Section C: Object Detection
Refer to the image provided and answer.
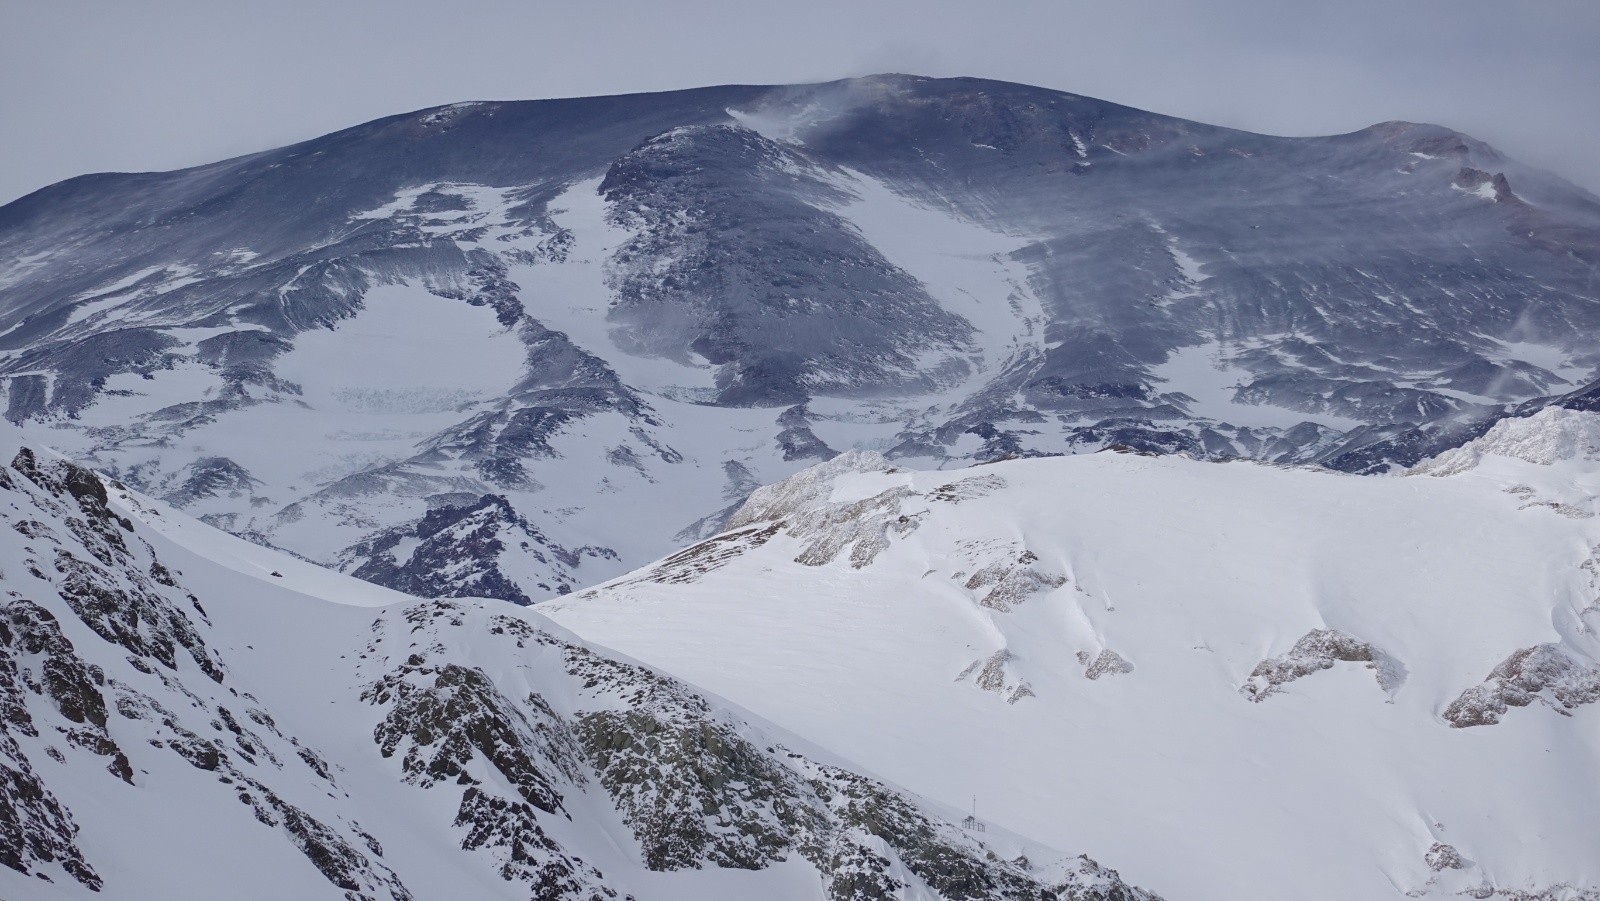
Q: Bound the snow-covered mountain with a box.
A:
[8,380,1600,898]
[0,439,1158,900]
[544,406,1600,901]
[3,75,1600,602]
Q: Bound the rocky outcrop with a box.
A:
[957,649,1035,704]
[454,788,621,901]
[1426,842,1468,872]
[723,451,924,569]
[9,449,224,682]
[776,405,840,462]
[927,474,1007,504]
[2,599,131,782]
[367,664,575,815]
[1442,645,1600,727]
[364,601,1154,900]
[0,447,413,899]
[345,494,618,602]
[0,603,102,890]
[1081,650,1135,681]
[962,549,1068,612]
[1241,629,1402,701]
[161,456,262,509]
[1411,407,1600,477]
[624,521,782,586]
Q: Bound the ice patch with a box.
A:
[273,284,526,413]
[1453,180,1498,201]
[1152,342,1345,429]
[1149,223,1208,306]
[1170,244,1205,285]
[1486,338,1589,386]
[0,249,56,291]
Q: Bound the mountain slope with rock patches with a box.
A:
[0,439,1157,901]
[3,75,1599,603]
[545,407,1600,901]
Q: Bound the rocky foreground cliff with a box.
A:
[0,442,1155,900]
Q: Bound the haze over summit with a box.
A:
[3,0,1599,204]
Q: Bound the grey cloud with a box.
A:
[2,0,1597,203]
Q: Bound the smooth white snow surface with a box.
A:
[547,422,1600,901]
[274,284,527,413]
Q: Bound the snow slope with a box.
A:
[545,409,1600,901]
[0,432,1154,901]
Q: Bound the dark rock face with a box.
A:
[600,123,974,405]
[963,548,1067,612]
[162,456,261,508]
[2,600,132,783]
[5,74,1600,603]
[453,788,620,901]
[344,494,618,602]
[9,450,224,682]
[0,602,105,890]
[1427,842,1468,872]
[367,662,573,815]
[0,448,412,899]
[776,405,840,462]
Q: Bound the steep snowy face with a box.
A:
[3,74,1600,604]
[0,443,1159,900]
[546,412,1600,901]
[1412,405,1600,475]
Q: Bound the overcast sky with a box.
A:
[3,0,1598,205]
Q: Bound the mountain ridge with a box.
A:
[4,73,1599,604]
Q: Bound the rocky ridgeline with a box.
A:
[0,445,1157,900]
[342,493,619,602]
[0,448,409,898]
[364,598,1159,900]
